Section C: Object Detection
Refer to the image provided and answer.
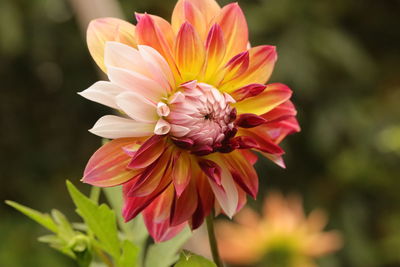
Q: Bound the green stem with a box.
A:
[206,215,223,267]
[90,186,101,204]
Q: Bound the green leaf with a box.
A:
[145,227,192,267]
[174,251,217,267]
[66,180,120,259]
[118,240,139,267]
[5,200,58,233]
[103,186,148,245]
[51,209,75,240]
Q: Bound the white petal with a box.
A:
[108,66,166,102]
[154,118,171,135]
[138,45,175,91]
[116,92,157,123]
[78,81,123,109]
[89,115,154,139]
[105,41,150,77]
[208,161,238,218]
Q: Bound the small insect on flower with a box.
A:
[79,0,300,242]
[216,192,343,266]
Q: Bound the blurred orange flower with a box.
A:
[216,192,342,266]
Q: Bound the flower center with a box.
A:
[157,81,237,156]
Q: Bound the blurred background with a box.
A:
[1,0,399,266]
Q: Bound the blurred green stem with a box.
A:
[89,186,101,204]
[206,214,223,267]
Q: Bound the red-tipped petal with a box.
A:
[174,22,205,82]
[221,45,277,92]
[136,14,178,78]
[170,178,198,226]
[239,128,285,155]
[122,163,173,221]
[234,83,293,116]
[221,51,250,83]
[214,3,248,62]
[221,151,258,199]
[128,135,167,169]
[204,24,226,83]
[82,138,141,187]
[236,113,267,128]
[125,147,173,197]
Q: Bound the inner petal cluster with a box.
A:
[156,81,237,155]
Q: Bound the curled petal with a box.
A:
[87,18,136,72]
[174,22,205,82]
[116,92,157,123]
[236,113,267,128]
[234,83,292,116]
[82,138,141,187]
[198,159,222,185]
[128,135,167,169]
[89,115,154,139]
[78,81,123,109]
[261,100,298,122]
[154,118,171,135]
[214,3,248,62]
[191,169,214,229]
[238,128,285,155]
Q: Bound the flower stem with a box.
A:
[206,214,223,267]
[90,186,101,204]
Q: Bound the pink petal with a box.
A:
[108,66,166,103]
[78,81,123,109]
[116,92,157,123]
[82,138,141,187]
[89,115,154,139]
[172,151,192,196]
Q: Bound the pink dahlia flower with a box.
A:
[80,0,300,242]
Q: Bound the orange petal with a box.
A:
[170,177,198,226]
[125,147,173,197]
[172,0,221,35]
[220,51,249,84]
[136,14,179,80]
[172,151,192,196]
[174,22,205,82]
[221,151,258,199]
[128,135,167,169]
[204,24,226,83]
[87,18,136,72]
[234,83,292,115]
[214,3,248,62]
[82,138,141,187]
[135,13,175,50]
[221,45,277,92]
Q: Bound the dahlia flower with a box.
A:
[79,0,299,242]
[216,192,342,266]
